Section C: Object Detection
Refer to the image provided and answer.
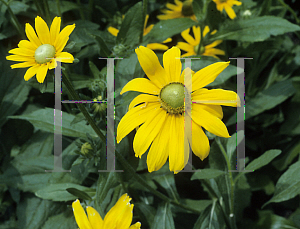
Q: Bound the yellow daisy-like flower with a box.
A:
[108,15,171,51]
[177,25,225,58]
[157,0,196,21]
[72,194,141,229]
[212,0,242,19]
[117,46,240,173]
[6,16,75,83]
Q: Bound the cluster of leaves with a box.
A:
[0,0,300,228]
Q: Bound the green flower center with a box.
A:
[182,1,194,17]
[34,44,56,64]
[219,0,227,2]
[159,83,185,114]
[194,44,206,55]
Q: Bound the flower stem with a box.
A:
[215,137,237,229]
[0,0,25,39]
[61,68,201,215]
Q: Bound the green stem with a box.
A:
[42,0,51,25]
[62,68,201,215]
[140,0,148,43]
[215,137,237,229]
[56,0,61,17]
[1,0,25,39]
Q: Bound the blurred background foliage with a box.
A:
[0,0,300,228]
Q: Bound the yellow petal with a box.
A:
[180,67,194,85]
[48,59,57,69]
[192,62,229,91]
[146,43,169,51]
[120,78,160,95]
[147,114,172,172]
[86,206,103,229]
[128,94,159,110]
[35,16,50,44]
[56,52,74,63]
[191,121,210,160]
[103,194,133,229]
[107,26,119,37]
[133,107,167,158]
[176,42,194,53]
[166,2,178,10]
[162,38,172,43]
[169,115,186,173]
[163,46,181,82]
[117,102,159,143]
[203,26,210,37]
[224,5,236,19]
[144,24,154,36]
[204,48,225,57]
[192,26,201,43]
[129,222,142,229]
[50,17,61,45]
[72,199,93,229]
[193,88,240,107]
[18,40,36,50]
[181,28,198,46]
[193,103,223,119]
[24,65,40,81]
[135,46,167,88]
[233,0,242,6]
[55,24,75,48]
[8,47,34,56]
[36,63,49,83]
[56,36,69,53]
[11,61,35,69]
[25,23,42,48]
[6,55,35,62]
[192,104,230,138]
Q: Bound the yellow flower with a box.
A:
[117,46,240,173]
[212,0,242,19]
[72,194,141,229]
[108,15,171,51]
[6,16,75,83]
[177,25,225,58]
[157,0,196,21]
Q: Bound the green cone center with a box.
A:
[182,1,194,17]
[160,83,185,113]
[34,44,56,64]
[194,44,206,55]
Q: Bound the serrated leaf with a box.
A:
[213,16,300,42]
[8,107,98,139]
[263,161,300,207]
[245,149,281,171]
[191,169,225,180]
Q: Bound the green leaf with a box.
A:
[256,210,298,229]
[135,203,156,228]
[152,171,179,200]
[48,1,79,15]
[179,199,212,213]
[66,188,92,201]
[117,2,143,46]
[41,211,77,229]
[213,16,300,42]
[191,169,225,180]
[8,108,98,139]
[234,174,251,220]
[35,183,95,202]
[226,130,244,162]
[245,149,281,171]
[144,18,196,43]
[93,33,111,57]
[263,161,300,207]
[151,203,175,229]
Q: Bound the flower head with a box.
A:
[177,25,225,58]
[157,0,196,21]
[72,194,141,229]
[108,15,171,51]
[117,46,240,173]
[212,0,242,19]
[6,16,75,83]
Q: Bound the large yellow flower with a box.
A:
[108,15,171,51]
[177,25,225,58]
[157,0,196,21]
[72,194,141,229]
[117,46,240,173]
[212,0,242,19]
[6,16,75,83]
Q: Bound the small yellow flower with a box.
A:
[212,0,242,19]
[72,194,141,229]
[117,46,240,173]
[108,15,171,51]
[6,16,75,83]
[177,25,225,58]
[157,0,196,21]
